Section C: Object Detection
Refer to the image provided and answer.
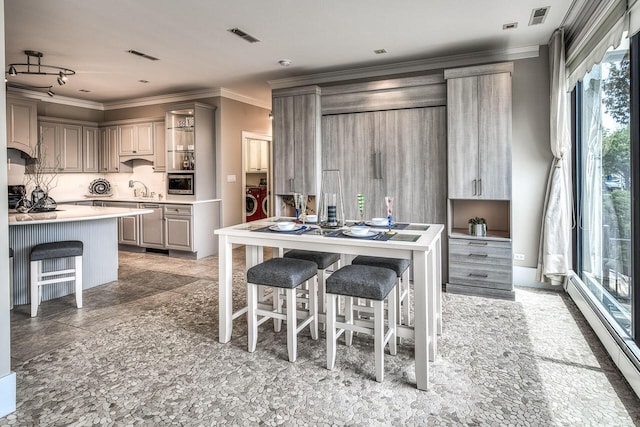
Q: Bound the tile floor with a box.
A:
[2,249,640,426]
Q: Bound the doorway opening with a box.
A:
[242,132,272,222]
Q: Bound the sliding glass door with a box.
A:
[577,35,634,339]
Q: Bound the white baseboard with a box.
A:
[0,372,16,418]
[566,273,640,398]
[513,266,560,291]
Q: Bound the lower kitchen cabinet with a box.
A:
[164,204,193,251]
[96,201,140,245]
[139,203,164,248]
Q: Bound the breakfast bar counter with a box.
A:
[9,204,152,306]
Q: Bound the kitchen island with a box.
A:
[8,204,152,306]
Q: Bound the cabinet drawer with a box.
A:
[449,262,513,290]
[163,204,192,216]
[449,238,512,260]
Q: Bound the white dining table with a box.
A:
[214,218,443,390]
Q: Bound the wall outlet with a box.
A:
[514,253,525,261]
[227,174,237,183]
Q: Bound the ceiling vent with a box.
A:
[529,6,550,26]
[127,50,159,61]
[228,28,261,43]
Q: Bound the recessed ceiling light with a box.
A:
[503,22,518,30]
[79,89,91,93]
[374,49,387,55]
[278,59,292,67]
[138,79,149,84]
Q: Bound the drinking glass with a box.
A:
[299,194,308,225]
[318,169,345,227]
[385,196,393,232]
[357,193,365,225]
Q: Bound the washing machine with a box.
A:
[246,187,268,221]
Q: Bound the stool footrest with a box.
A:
[296,316,314,334]
[41,268,77,277]
[335,321,372,335]
[37,276,77,286]
[232,307,248,320]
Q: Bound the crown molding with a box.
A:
[7,87,269,111]
[7,87,105,110]
[268,45,540,89]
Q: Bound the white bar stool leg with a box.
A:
[286,288,297,362]
[247,282,258,353]
[74,255,83,308]
[326,293,337,370]
[374,300,384,382]
[309,278,318,340]
[388,287,397,356]
[345,296,354,346]
[402,269,410,326]
[30,260,39,317]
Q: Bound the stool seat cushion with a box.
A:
[284,250,340,270]
[247,258,317,289]
[31,240,83,261]
[327,265,397,301]
[352,255,410,277]
[9,247,14,258]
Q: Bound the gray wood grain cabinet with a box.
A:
[272,86,321,195]
[322,107,446,224]
[164,204,193,251]
[446,65,512,200]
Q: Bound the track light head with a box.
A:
[57,71,68,86]
[47,89,54,97]
[8,65,17,76]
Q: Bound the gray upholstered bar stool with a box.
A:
[352,255,411,325]
[326,264,397,382]
[246,257,319,362]
[284,250,340,313]
[9,248,14,310]
[30,241,83,317]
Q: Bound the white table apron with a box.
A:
[215,221,443,391]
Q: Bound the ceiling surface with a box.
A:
[4,0,573,106]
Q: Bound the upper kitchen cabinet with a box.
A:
[166,102,216,200]
[445,62,512,200]
[246,138,269,172]
[7,96,38,156]
[272,85,321,195]
[83,126,100,173]
[38,119,84,173]
[99,126,131,173]
[153,120,166,172]
[119,122,154,156]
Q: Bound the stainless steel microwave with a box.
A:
[167,173,195,195]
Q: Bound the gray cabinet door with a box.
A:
[140,205,164,248]
[39,122,59,172]
[273,96,295,194]
[273,89,320,195]
[322,107,446,224]
[83,127,99,173]
[447,76,478,199]
[60,124,83,172]
[478,73,512,200]
[165,216,192,250]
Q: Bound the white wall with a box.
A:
[512,46,554,270]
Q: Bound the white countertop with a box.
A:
[9,204,153,226]
[58,196,222,205]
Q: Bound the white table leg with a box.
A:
[428,247,437,362]
[435,235,442,335]
[413,249,429,391]
[218,235,233,343]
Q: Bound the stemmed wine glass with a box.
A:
[385,196,393,232]
[293,193,301,222]
[299,194,308,226]
[357,193,365,225]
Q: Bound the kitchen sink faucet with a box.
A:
[128,180,149,198]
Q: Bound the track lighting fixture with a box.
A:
[6,50,75,96]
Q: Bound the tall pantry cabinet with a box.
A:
[445,62,514,300]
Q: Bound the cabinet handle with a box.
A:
[468,253,488,258]
[289,178,294,192]
[472,179,477,196]
[478,179,482,196]
[468,241,488,246]
[468,273,488,278]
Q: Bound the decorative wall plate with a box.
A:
[89,178,112,195]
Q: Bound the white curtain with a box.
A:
[536,29,572,286]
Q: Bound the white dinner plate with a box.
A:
[269,224,304,232]
[342,229,378,238]
[365,221,391,227]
